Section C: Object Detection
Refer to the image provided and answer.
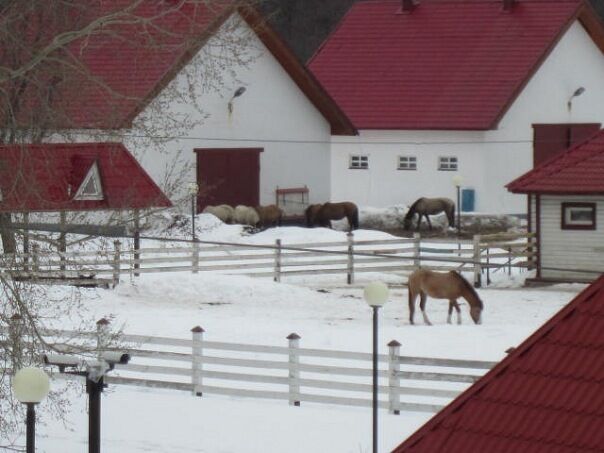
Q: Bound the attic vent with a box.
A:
[74,162,103,201]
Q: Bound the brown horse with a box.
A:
[255,204,283,228]
[407,269,483,325]
[403,197,455,231]
[306,202,359,231]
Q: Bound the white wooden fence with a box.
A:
[4,321,499,414]
[1,233,535,288]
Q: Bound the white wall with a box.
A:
[127,14,333,209]
[331,21,604,214]
[539,195,604,282]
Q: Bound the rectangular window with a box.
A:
[438,156,458,171]
[561,202,596,230]
[398,156,417,170]
[349,155,368,169]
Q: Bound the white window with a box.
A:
[561,202,596,230]
[74,162,104,201]
[438,156,458,171]
[398,156,417,170]
[349,155,368,169]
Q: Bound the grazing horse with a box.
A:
[202,204,235,223]
[407,269,483,325]
[306,202,359,231]
[255,204,283,228]
[403,197,455,231]
[233,205,260,226]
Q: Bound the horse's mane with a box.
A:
[404,198,424,220]
[452,271,483,308]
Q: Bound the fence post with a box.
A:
[32,244,39,276]
[486,247,491,286]
[347,232,354,285]
[9,313,23,371]
[274,239,282,283]
[133,230,140,277]
[287,333,301,406]
[96,318,110,360]
[508,246,512,276]
[191,326,205,396]
[473,235,482,288]
[192,240,199,274]
[388,340,401,415]
[413,233,421,270]
[112,240,121,287]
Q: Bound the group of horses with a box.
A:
[202,204,283,229]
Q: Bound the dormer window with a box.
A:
[74,162,103,200]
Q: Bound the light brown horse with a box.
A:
[407,269,483,325]
[306,202,359,231]
[255,204,283,228]
[403,197,455,231]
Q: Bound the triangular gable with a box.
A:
[74,161,103,201]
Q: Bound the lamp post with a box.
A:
[12,367,51,453]
[452,175,463,235]
[188,182,199,241]
[363,281,389,453]
[567,86,585,112]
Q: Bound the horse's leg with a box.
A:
[408,288,417,325]
[419,293,432,326]
[426,215,432,231]
[447,301,453,324]
[453,300,462,324]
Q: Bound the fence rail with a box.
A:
[2,321,499,414]
[1,232,536,287]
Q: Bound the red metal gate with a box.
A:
[195,148,261,211]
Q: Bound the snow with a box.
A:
[17,217,586,452]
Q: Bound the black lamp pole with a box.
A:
[25,403,35,453]
[372,305,379,453]
[87,377,105,453]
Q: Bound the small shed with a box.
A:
[393,276,604,452]
[507,129,604,282]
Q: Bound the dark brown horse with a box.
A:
[407,269,483,325]
[306,202,359,231]
[255,204,283,228]
[403,197,455,231]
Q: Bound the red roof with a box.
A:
[0,143,171,212]
[507,128,604,193]
[393,275,604,452]
[308,0,604,130]
[5,2,355,135]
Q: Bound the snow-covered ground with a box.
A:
[15,216,586,452]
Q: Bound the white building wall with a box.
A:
[540,195,604,282]
[331,21,604,214]
[127,14,333,208]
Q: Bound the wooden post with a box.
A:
[9,313,23,371]
[388,340,401,415]
[413,233,421,270]
[473,234,482,288]
[274,239,282,282]
[486,247,491,286]
[96,318,110,360]
[347,232,354,285]
[508,246,512,276]
[31,244,39,277]
[287,333,301,406]
[191,326,205,396]
[192,240,200,274]
[112,240,121,287]
[133,209,140,277]
[59,211,67,275]
[23,212,30,269]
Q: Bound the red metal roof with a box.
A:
[308,0,604,130]
[393,275,604,452]
[507,128,604,193]
[0,143,171,212]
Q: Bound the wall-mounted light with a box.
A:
[567,87,585,112]
[227,87,247,115]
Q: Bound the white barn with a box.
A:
[309,0,604,215]
[508,129,604,283]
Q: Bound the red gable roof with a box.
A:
[308,0,604,130]
[0,143,171,212]
[393,275,604,452]
[6,2,355,135]
[507,128,604,193]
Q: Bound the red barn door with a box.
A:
[195,148,261,211]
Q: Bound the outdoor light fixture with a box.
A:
[567,86,585,111]
[12,367,51,453]
[227,86,247,114]
[188,182,199,241]
[452,175,464,234]
[363,281,389,453]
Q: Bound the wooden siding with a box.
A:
[540,195,604,281]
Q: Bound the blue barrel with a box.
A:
[461,189,475,212]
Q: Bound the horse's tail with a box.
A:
[447,202,456,227]
[351,205,359,230]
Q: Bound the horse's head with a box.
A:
[470,305,482,324]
